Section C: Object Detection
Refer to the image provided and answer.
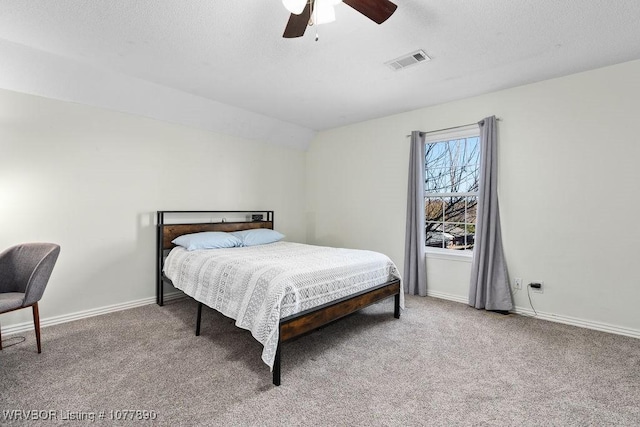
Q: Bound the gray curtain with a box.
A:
[469,116,513,310]
[404,131,427,296]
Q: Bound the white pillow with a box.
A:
[231,229,285,247]
[172,232,242,251]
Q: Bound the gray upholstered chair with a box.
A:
[0,243,60,353]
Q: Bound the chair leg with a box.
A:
[32,303,41,353]
[0,321,3,351]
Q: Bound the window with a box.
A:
[424,126,480,252]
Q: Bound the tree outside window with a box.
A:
[424,131,480,251]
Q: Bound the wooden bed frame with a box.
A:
[156,210,401,385]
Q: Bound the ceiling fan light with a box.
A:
[282,0,307,15]
[313,2,336,25]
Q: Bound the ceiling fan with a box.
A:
[282,0,398,39]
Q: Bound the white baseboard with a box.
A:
[426,290,640,340]
[510,306,640,339]
[5,290,639,341]
[2,292,185,336]
[426,290,469,305]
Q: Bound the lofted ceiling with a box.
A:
[1,0,640,149]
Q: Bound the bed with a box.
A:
[156,210,402,385]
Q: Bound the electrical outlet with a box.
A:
[529,281,544,294]
[514,278,522,290]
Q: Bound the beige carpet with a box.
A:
[1,295,639,426]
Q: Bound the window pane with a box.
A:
[425,137,480,194]
[425,197,444,248]
[425,197,443,222]
[466,196,478,229]
[443,196,466,224]
[443,223,462,249]
[443,223,474,250]
[426,228,447,248]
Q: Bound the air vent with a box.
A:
[385,49,431,71]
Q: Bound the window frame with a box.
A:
[423,124,480,260]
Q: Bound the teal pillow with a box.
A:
[172,232,242,251]
[231,229,285,247]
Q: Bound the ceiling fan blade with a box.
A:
[343,0,397,24]
[283,2,311,38]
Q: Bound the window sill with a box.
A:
[425,248,473,263]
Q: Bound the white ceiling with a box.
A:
[1,0,640,149]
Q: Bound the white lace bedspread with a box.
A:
[163,241,403,369]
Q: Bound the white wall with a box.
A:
[0,89,307,328]
[4,59,640,337]
[306,59,640,335]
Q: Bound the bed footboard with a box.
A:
[272,279,401,386]
[192,279,401,386]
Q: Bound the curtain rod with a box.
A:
[406,118,501,137]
